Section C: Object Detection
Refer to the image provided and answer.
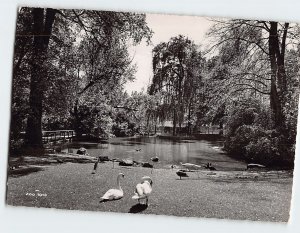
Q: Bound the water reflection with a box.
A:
[63,136,246,171]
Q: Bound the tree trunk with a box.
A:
[73,98,82,139]
[268,21,287,130]
[187,99,192,135]
[173,108,177,136]
[25,8,56,148]
[146,114,150,134]
[154,113,158,135]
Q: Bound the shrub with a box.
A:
[223,99,295,168]
[245,136,279,165]
[224,124,265,159]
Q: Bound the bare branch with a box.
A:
[231,83,270,95]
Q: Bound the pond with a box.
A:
[62,136,247,171]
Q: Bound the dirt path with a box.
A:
[6,161,293,222]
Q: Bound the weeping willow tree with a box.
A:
[149,35,205,135]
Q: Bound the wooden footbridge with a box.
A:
[42,130,75,144]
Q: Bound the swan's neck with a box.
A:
[117,175,122,191]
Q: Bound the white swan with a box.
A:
[100,173,125,202]
[132,176,153,205]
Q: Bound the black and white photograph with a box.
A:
[5,4,300,224]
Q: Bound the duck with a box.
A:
[170,164,177,170]
[132,176,153,205]
[100,173,125,202]
[176,170,189,180]
[56,158,64,163]
[142,162,153,168]
[9,165,18,170]
[151,156,159,162]
[205,163,216,171]
[180,162,201,171]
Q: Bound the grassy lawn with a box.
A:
[6,157,293,222]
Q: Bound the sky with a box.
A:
[124,13,214,94]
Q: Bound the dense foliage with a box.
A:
[10,9,300,168]
[147,21,299,168]
[223,99,294,167]
[10,7,153,150]
[205,20,300,168]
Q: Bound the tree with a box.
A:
[13,7,152,147]
[10,8,33,144]
[149,35,204,135]
[207,19,300,133]
[25,8,57,147]
[205,19,300,167]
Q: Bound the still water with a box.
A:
[63,136,247,171]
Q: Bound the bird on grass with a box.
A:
[142,162,153,168]
[176,170,189,180]
[205,163,216,171]
[92,158,100,174]
[56,158,64,163]
[9,165,18,170]
[151,156,159,162]
[100,173,125,202]
[111,158,121,169]
[132,176,153,205]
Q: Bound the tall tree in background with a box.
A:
[207,19,300,134]
[149,35,204,135]
[206,19,300,166]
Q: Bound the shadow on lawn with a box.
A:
[128,203,148,213]
[8,166,44,178]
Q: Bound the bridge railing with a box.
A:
[42,130,76,143]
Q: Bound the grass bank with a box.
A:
[6,155,293,222]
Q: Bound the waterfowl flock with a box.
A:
[95,158,202,206]
[94,157,267,209]
[88,147,225,207]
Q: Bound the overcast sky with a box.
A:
[124,13,214,94]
